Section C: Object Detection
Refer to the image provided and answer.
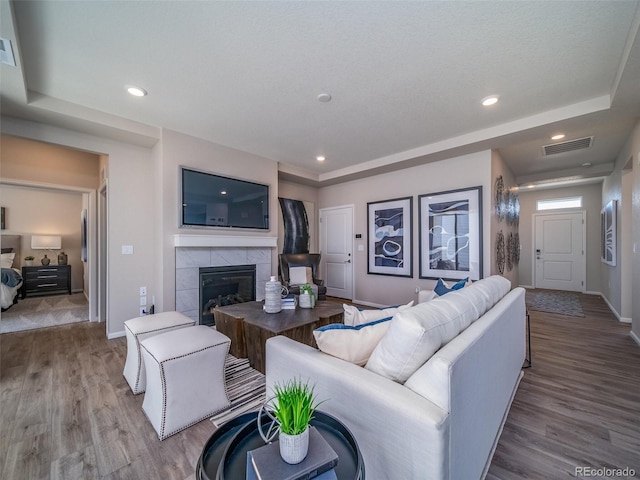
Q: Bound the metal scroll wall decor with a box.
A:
[506,232,515,271]
[494,175,506,222]
[496,230,506,274]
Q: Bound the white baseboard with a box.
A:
[600,294,630,323]
[518,285,535,289]
[351,298,387,309]
[584,290,601,295]
[630,330,640,347]
[107,330,125,340]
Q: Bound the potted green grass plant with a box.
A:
[299,283,315,308]
[271,378,322,464]
[24,255,34,267]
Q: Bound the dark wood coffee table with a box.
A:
[214,300,344,373]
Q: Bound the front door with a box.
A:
[319,206,353,299]
[534,211,585,291]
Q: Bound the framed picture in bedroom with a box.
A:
[1,207,5,230]
[601,200,616,266]
[367,197,412,277]
[419,186,483,281]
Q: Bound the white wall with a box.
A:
[157,129,280,311]
[491,150,519,286]
[517,183,602,292]
[0,184,84,292]
[318,151,493,306]
[1,117,157,338]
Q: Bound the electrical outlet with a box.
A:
[139,307,146,316]
[140,286,147,296]
[140,296,147,306]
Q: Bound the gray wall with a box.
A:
[517,183,602,293]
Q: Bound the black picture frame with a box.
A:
[418,186,483,281]
[367,197,413,277]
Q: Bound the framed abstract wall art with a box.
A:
[601,200,616,266]
[419,186,483,281]
[367,197,412,277]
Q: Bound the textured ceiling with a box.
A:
[1,1,639,186]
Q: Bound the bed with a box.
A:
[1,234,23,310]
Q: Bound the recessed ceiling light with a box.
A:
[551,134,565,140]
[126,86,147,97]
[316,156,325,162]
[481,95,499,106]
[527,185,535,189]
[317,93,332,103]
[220,190,227,195]
[581,162,592,168]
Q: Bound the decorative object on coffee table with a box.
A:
[265,276,282,313]
[299,284,314,309]
[196,411,364,480]
[265,378,322,464]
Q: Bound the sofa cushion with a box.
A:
[313,317,393,366]
[365,276,511,383]
[343,301,414,327]
[434,277,468,296]
[289,266,313,285]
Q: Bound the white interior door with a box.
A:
[319,206,353,299]
[534,211,585,291]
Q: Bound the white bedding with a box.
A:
[1,268,22,309]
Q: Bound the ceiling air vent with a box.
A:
[542,136,593,156]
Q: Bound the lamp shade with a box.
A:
[31,235,62,250]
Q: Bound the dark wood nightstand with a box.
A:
[21,265,72,298]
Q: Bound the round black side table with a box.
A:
[197,410,365,480]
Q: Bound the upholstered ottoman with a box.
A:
[123,311,195,394]
[140,325,231,440]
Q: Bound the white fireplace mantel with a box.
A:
[173,234,277,248]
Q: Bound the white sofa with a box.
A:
[266,276,526,480]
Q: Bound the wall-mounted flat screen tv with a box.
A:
[180,167,269,230]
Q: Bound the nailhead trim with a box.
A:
[141,337,231,440]
[124,319,194,394]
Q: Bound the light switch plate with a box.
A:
[140,286,147,296]
[140,296,147,306]
[122,245,134,255]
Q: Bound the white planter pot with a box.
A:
[25,260,33,267]
[299,293,312,309]
[279,427,309,464]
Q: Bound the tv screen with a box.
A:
[181,167,269,230]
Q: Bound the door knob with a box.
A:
[345,259,351,263]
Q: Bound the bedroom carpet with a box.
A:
[210,354,266,428]
[529,290,585,317]
[0,293,89,334]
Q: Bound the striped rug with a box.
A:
[211,354,266,427]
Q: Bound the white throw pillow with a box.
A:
[314,317,393,366]
[343,301,414,327]
[365,294,481,383]
[1,253,15,268]
[289,266,313,285]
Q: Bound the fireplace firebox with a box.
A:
[199,264,256,326]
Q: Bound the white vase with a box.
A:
[299,293,312,309]
[279,427,310,464]
[264,276,282,313]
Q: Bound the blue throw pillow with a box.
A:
[434,277,468,296]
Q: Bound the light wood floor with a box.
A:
[1,292,639,479]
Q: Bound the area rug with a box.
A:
[211,354,266,427]
[529,291,584,317]
[0,293,89,334]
